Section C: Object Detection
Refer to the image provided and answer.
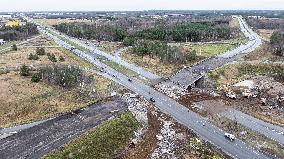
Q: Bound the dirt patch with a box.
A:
[179,89,225,116]
[115,106,160,159]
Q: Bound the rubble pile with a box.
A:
[122,93,149,144]
[228,76,284,108]
[150,116,177,159]
[155,83,187,99]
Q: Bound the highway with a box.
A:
[33,18,271,159]
[221,109,284,145]
[47,28,161,80]
[164,15,263,89]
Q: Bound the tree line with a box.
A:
[55,21,234,64]
[55,21,234,43]
[0,23,38,41]
[132,39,197,64]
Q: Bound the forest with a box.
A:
[0,23,38,41]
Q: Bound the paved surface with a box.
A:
[49,29,161,80]
[0,99,127,159]
[163,16,263,89]
[0,120,49,140]
[34,20,271,159]
[221,109,284,145]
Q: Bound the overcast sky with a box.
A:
[1,0,283,12]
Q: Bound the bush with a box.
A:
[40,65,92,88]
[36,48,45,55]
[20,65,30,76]
[31,73,42,83]
[270,30,284,56]
[59,56,65,62]
[12,44,17,51]
[28,53,39,60]
[48,53,57,62]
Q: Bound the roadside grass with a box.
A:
[103,60,138,77]
[43,31,97,70]
[121,49,204,76]
[0,41,19,50]
[0,69,116,128]
[229,17,240,28]
[208,63,284,88]
[98,41,123,54]
[34,18,93,26]
[184,130,225,159]
[212,116,284,158]
[43,112,139,159]
[172,43,236,57]
[241,43,284,62]
[58,47,98,70]
[257,29,274,40]
[47,30,89,52]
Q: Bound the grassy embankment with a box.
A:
[44,112,139,159]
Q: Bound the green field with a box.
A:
[190,43,235,57]
[44,112,139,159]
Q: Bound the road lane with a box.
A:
[221,109,284,145]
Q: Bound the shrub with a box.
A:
[59,56,65,62]
[20,65,30,76]
[270,30,284,56]
[31,73,42,83]
[12,44,17,51]
[48,53,57,62]
[28,53,39,60]
[36,48,45,55]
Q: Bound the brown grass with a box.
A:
[0,48,79,69]
[0,72,92,128]
[34,18,93,26]
[257,29,275,40]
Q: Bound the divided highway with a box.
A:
[222,109,284,145]
[164,15,263,89]
[32,17,271,159]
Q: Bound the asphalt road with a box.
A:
[221,108,284,145]
[0,99,127,159]
[34,21,271,159]
[165,16,263,89]
[50,28,161,80]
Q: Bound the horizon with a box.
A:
[1,0,283,12]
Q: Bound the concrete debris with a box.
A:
[122,93,148,144]
[155,83,187,99]
[150,117,177,159]
[226,91,237,99]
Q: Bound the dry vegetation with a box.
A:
[98,41,124,54]
[257,29,275,40]
[34,18,93,26]
[122,49,203,76]
[0,35,117,128]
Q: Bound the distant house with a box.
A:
[0,39,6,45]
